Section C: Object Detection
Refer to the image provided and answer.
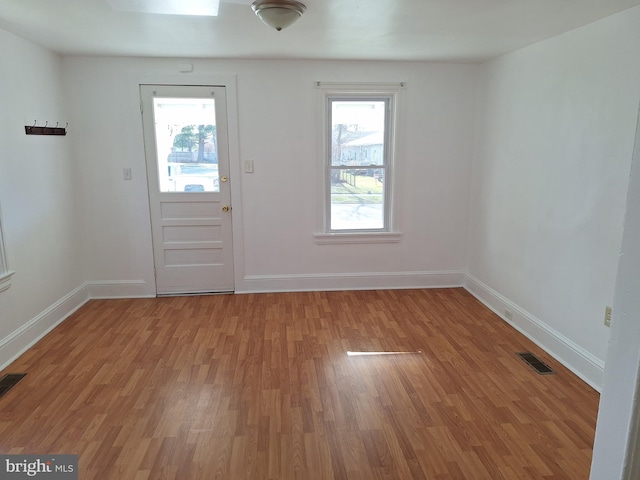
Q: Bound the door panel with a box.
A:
[141,85,234,294]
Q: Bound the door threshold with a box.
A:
[157,291,234,297]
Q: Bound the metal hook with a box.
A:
[44,121,48,127]
[55,122,59,128]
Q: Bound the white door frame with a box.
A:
[131,74,245,296]
[141,84,234,294]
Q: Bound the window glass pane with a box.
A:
[331,101,386,167]
[330,168,384,230]
[153,97,219,193]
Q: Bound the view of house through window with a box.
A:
[152,97,219,193]
[328,97,391,231]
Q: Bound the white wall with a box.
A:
[61,57,477,294]
[591,98,640,480]
[466,7,640,389]
[1,9,640,477]
[0,29,84,368]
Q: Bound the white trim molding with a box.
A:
[1,272,604,393]
[0,270,15,293]
[1,273,462,371]
[238,270,465,293]
[0,202,13,293]
[464,272,605,392]
[316,81,404,237]
[0,280,155,372]
[0,284,90,371]
[313,232,402,244]
[315,81,406,92]
[85,280,156,299]
[129,72,245,302]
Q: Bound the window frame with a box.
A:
[0,204,14,293]
[315,82,403,243]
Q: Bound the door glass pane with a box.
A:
[330,168,384,230]
[152,97,219,193]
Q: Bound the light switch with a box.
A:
[123,168,132,180]
[244,161,254,174]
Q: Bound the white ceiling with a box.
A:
[0,0,639,62]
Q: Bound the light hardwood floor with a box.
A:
[0,289,599,479]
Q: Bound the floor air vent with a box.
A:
[516,352,556,375]
[0,373,27,398]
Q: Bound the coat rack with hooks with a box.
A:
[25,121,68,136]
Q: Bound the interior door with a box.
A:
[141,85,234,294]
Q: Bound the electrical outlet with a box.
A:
[604,306,612,328]
[504,310,513,321]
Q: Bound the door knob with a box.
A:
[220,175,228,182]
[222,205,230,212]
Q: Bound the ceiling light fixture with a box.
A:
[251,0,306,31]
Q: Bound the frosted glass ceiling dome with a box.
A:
[251,0,307,31]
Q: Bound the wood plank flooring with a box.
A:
[0,289,599,479]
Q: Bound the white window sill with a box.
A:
[0,270,15,293]
[313,232,402,245]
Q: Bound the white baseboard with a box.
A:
[0,280,155,372]
[0,283,90,372]
[464,273,604,392]
[4,274,603,393]
[85,280,156,299]
[237,270,465,293]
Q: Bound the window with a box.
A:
[328,97,389,231]
[316,83,402,242]
[0,205,14,292]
